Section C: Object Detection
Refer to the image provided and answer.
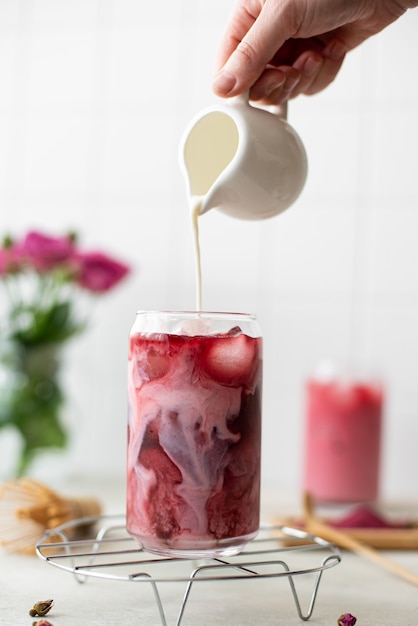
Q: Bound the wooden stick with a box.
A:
[303,492,418,587]
[273,516,418,549]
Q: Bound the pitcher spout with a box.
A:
[189,194,210,217]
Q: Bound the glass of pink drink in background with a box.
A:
[303,365,383,503]
[127,311,262,557]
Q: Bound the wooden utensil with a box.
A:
[272,516,418,550]
[303,492,418,587]
[0,477,102,554]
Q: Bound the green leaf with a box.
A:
[10,301,82,346]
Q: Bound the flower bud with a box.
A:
[337,613,357,626]
[29,599,54,617]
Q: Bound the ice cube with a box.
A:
[202,334,257,387]
[131,337,170,381]
[174,317,211,336]
[223,325,242,337]
[145,344,170,380]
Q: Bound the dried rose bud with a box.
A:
[32,621,54,626]
[337,613,357,626]
[29,599,54,617]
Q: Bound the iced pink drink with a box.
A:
[127,312,262,557]
[304,378,383,503]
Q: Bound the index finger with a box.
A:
[213,0,301,97]
[214,1,260,72]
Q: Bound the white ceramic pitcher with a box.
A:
[179,95,308,221]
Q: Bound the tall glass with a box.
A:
[303,363,383,503]
[127,311,262,558]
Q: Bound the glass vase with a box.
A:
[0,340,68,476]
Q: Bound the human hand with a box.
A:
[213,0,417,104]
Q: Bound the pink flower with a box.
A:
[21,230,76,271]
[0,244,23,275]
[337,613,357,626]
[74,251,130,293]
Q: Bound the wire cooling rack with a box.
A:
[36,515,341,625]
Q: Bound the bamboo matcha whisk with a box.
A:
[0,477,102,554]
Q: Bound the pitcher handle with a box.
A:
[265,100,288,120]
[232,91,288,120]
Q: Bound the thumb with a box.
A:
[213,0,298,97]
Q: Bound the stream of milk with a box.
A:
[190,195,203,311]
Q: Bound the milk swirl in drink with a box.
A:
[127,311,262,557]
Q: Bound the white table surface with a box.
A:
[1,476,418,626]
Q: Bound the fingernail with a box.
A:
[323,39,346,62]
[283,75,300,94]
[252,76,286,101]
[275,75,300,104]
[212,70,237,96]
[302,56,322,77]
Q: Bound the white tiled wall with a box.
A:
[1,1,418,501]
